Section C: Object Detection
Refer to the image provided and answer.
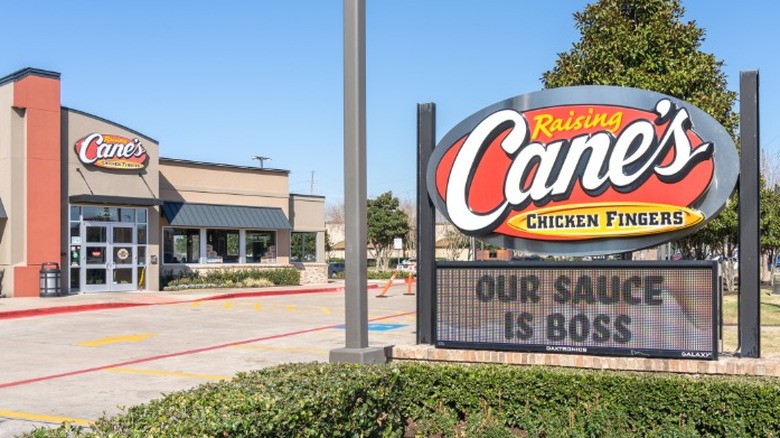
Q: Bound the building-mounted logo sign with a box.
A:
[74,133,149,170]
[427,86,739,256]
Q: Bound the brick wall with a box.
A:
[390,345,780,377]
[292,262,328,285]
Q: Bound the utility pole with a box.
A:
[310,171,315,195]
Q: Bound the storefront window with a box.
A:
[119,208,135,223]
[137,224,147,245]
[291,232,317,262]
[163,228,200,264]
[206,229,239,263]
[70,223,80,242]
[86,226,107,243]
[83,206,118,222]
[246,231,276,263]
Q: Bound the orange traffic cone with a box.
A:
[376,272,397,298]
[404,271,415,295]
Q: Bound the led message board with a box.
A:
[435,261,718,360]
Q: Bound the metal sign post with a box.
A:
[417,103,436,344]
[330,0,386,364]
[738,70,760,358]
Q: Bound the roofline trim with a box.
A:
[160,157,290,175]
[63,107,159,144]
[0,67,61,87]
[290,193,326,199]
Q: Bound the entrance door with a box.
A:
[82,222,137,292]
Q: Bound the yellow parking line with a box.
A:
[223,302,232,310]
[232,345,328,354]
[285,305,296,312]
[191,302,200,309]
[320,307,331,314]
[105,367,230,381]
[0,409,93,426]
[78,333,156,347]
[254,303,262,311]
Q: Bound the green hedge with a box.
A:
[25,362,780,437]
[200,267,300,286]
[331,270,407,280]
[162,267,300,290]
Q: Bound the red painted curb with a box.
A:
[0,284,381,320]
[0,302,153,320]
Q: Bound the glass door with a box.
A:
[82,223,109,292]
[81,222,137,292]
[111,225,136,292]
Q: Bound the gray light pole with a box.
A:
[329,0,386,364]
[251,156,271,168]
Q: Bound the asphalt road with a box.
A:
[0,285,417,436]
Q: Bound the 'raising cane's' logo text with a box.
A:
[427,86,739,255]
[74,133,149,170]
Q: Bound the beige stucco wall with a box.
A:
[63,109,160,200]
[159,160,290,212]
[289,195,325,231]
[290,194,325,263]
[0,81,23,295]
[62,108,161,292]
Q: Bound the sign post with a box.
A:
[417,103,436,345]
[394,237,403,268]
[738,70,760,358]
[330,0,386,364]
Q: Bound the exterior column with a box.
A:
[12,70,62,297]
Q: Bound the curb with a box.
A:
[0,284,380,320]
[0,302,154,320]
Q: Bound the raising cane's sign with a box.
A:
[74,133,149,171]
[427,86,739,256]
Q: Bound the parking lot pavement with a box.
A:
[0,283,417,436]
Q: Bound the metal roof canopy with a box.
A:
[162,202,291,230]
[0,198,6,219]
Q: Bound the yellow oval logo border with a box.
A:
[507,202,704,239]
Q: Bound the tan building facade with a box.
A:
[0,68,326,297]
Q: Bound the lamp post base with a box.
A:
[329,346,388,364]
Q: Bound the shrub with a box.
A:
[331,270,408,280]
[367,270,402,280]
[162,267,300,291]
[25,362,780,437]
[239,277,275,288]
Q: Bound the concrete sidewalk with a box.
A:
[0,280,391,319]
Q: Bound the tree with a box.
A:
[325,201,345,225]
[442,224,469,261]
[324,229,334,261]
[368,192,410,271]
[399,198,417,258]
[542,0,739,272]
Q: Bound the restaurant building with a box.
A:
[0,68,326,297]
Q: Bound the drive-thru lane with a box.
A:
[0,284,417,436]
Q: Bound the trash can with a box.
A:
[40,262,61,297]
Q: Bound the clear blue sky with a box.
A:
[1,1,776,206]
